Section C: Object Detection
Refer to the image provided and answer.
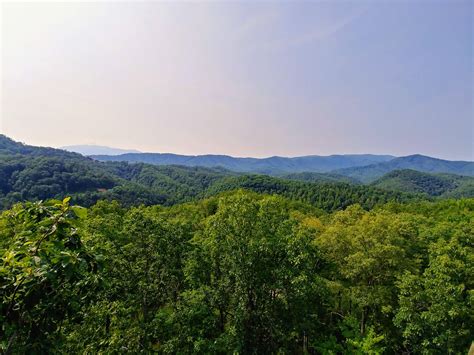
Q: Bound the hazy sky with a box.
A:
[1,1,473,160]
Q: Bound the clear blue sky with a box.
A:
[1,0,472,160]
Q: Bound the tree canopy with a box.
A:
[1,192,472,353]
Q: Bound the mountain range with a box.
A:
[91,152,395,175]
[92,152,473,181]
[0,134,472,211]
[0,134,415,211]
[335,154,474,183]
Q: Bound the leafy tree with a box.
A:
[395,222,473,354]
[0,184,472,353]
[316,205,425,351]
[63,201,194,353]
[0,198,97,353]
[164,192,330,353]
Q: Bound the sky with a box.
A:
[1,0,472,160]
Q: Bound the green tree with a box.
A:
[395,222,473,354]
[316,205,424,350]
[64,201,193,353]
[169,192,329,353]
[0,198,97,353]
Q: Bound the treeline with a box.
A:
[205,175,417,211]
[0,151,419,213]
[3,135,474,213]
[371,169,474,198]
[1,193,472,353]
[0,152,230,209]
[0,135,233,209]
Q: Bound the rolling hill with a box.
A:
[91,152,395,175]
[90,151,473,181]
[0,135,417,211]
[371,169,474,198]
[0,135,232,209]
[334,155,474,183]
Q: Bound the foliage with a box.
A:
[372,169,474,197]
[394,222,473,353]
[0,194,472,353]
[169,193,329,353]
[0,134,423,213]
[0,135,472,353]
[0,198,98,353]
[281,171,361,184]
[205,175,417,212]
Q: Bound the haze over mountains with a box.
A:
[0,135,410,210]
[334,155,474,183]
[0,134,473,210]
[91,151,473,181]
[62,145,141,156]
[91,152,395,175]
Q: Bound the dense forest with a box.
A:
[371,169,474,198]
[1,193,472,353]
[1,135,473,212]
[0,135,473,353]
[0,135,424,212]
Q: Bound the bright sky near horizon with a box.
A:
[1,1,472,160]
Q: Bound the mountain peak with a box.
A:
[61,145,141,156]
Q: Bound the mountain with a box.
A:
[0,134,232,209]
[61,145,141,156]
[371,169,474,197]
[91,152,395,175]
[0,135,416,211]
[0,135,81,159]
[90,150,473,181]
[334,155,474,183]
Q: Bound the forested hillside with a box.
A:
[92,150,473,181]
[0,135,418,212]
[0,135,233,208]
[281,171,361,184]
[3,0,471,353]
[1,193,472,353]
[372,169,474,197]
[0,135,473,353]
[335,155,474,183]
[92,151,394,174]
[3,136,471,212]
[203,175,416,211]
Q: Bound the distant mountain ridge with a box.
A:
[91,151,474,179]
[2,134,472,201]
[0,134,415,211]
[91,152,395,175]
[334,154,474,183]
[62,145,141,156]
